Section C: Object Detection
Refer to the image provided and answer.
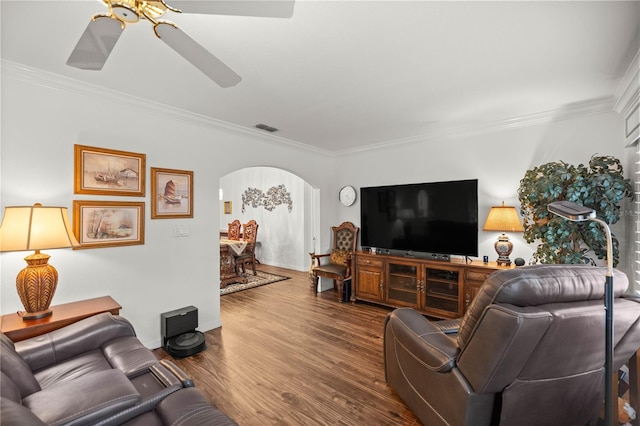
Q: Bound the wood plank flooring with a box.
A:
[153,265,422,426]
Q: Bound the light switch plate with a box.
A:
[173,225,190,237]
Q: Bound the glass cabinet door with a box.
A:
[424,268,461,318]
[387,262,420,308]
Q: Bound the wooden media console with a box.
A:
[353,251,513,319]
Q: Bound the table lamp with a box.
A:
[548,200,615,426]
[0,203,80,320]
[483,202,524,266]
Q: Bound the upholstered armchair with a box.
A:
[309,221,359,302]
[384,264,640,426]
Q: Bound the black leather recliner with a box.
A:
[384,264,640,426]
[0,312,236,425]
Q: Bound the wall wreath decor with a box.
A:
[242,184,293,213]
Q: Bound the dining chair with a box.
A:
[236,220,259,276]
[227,219,241,240]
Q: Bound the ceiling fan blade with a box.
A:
[168,0,295,18]
[154,22,242,88]
[67,15,124,70]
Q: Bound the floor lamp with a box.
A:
[547,200,614,426]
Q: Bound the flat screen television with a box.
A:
[360,179,478,258]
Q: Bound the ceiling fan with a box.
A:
[67,0,295,88]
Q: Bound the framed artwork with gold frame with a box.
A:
[151,167,194,219]
[73,200,145,249]
[74,144,146,196]
[224,201,232,214]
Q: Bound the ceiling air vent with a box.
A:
[255,123,279,133]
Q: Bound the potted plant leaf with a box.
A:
[517,155,632,266]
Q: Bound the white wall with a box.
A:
[1,63,633,349]
[0,64,334,348]
[334,111,628,269]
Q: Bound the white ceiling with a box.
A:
[2,1,639,153]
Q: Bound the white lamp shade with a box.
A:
[0,205,80,252]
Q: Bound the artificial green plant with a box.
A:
[517,155,632,266]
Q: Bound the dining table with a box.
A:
[219,238,248,288]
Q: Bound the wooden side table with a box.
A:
[0,296,121,342]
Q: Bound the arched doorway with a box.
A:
[219,166,320,271]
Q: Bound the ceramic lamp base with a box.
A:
[494,233,513,266]
[16,251,58,321]
[18,309,53,321]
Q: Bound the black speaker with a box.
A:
[161,306,205,358]
[341,279,352,303]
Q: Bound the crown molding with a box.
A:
[2,59,617,157]
[614,48,640,116]
[339,98,615,155]
[1,60,332,157]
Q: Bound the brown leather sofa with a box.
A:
[0,312,236,425]
[384,264,640,426]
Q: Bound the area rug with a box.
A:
[220,271,290,296]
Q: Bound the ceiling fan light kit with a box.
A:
[67,0,294,87]
[111,2,140,23]
[107,0,175,23]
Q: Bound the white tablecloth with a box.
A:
[220,238,247,255]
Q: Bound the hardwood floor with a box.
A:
[153,264,422,426]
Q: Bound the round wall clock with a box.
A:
[339,185,357,206]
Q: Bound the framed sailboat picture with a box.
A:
[151,167,194,219]
[74,145,146,196]
[73,200,145,249]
